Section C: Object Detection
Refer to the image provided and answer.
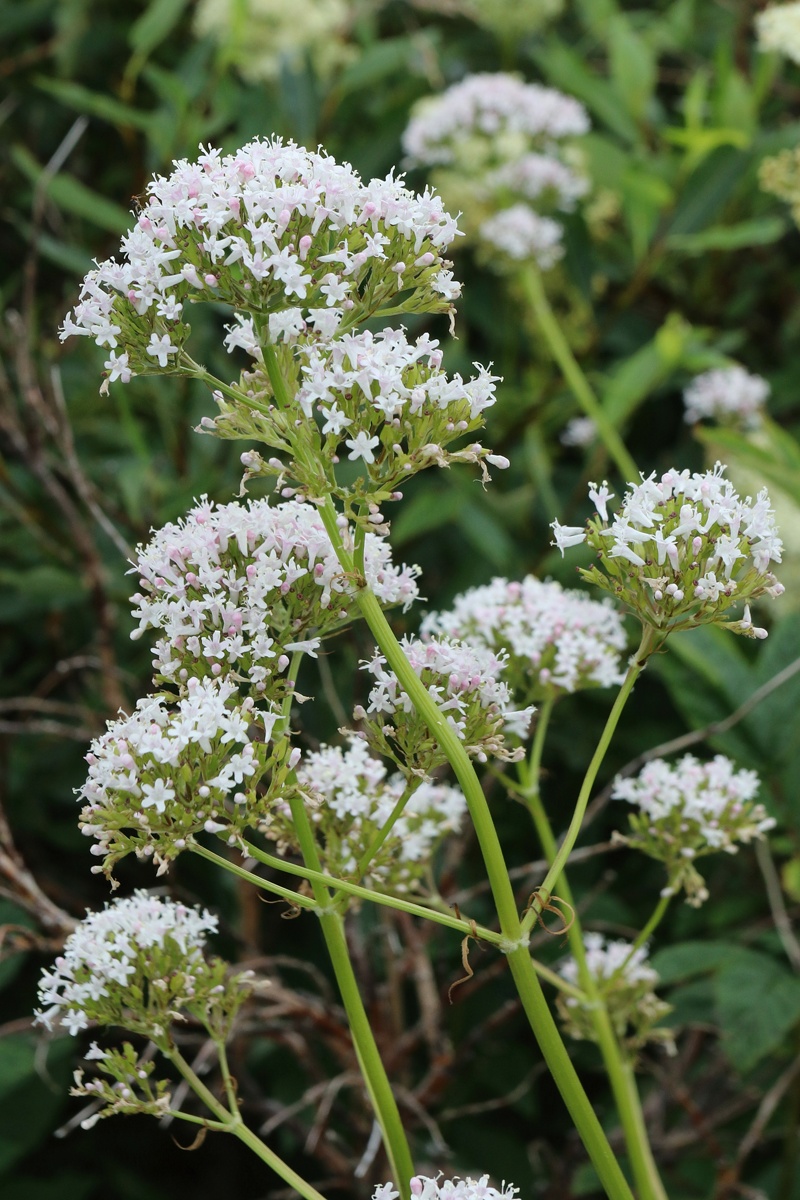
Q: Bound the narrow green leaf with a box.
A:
[666,145,751,235]
[608,14,656,122]
[129,0,188,56]
[529,42,640,144]
[34,76,157,133]
[11,145,131,234]
[666,216,787,253]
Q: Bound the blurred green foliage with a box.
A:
[4,1,800,1197]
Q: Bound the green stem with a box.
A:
[517,720,668,1200]
[286,781,415,1198]
[608,894,672,987]
[239,837,507,945]
[318,497,635,1200]
[519,264,639,483]
[356,780,419,880]
[190,842,318,911]
[521,626,655,938]
[166,1048,329,1200]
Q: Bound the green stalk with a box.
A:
[519,265,639,483]
[521,626,656,939]
[166,1048,330,1200]
[356,780,419,880]
[518,713,668,1200]
[285,790,415,1199]
[318,498,636,1200]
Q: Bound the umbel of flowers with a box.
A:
[683,365,769,431]
[421,574,627,705]
[355,636,535,773]
[77,678,298,877]
[374,1177,520,1200]
[35,891,251,1040]
[557,934,673,1054]
[402,72,590,271]
[612,754,775,905]
[552,466,784,642]
[264,737,467,894]
[130,495,421,694]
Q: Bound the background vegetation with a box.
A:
[3,1,800,1197]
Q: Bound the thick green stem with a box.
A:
[286,788,415,1199]
[521,626,656,938]
[518,718,668,1200]
[519,265,639,483]
[318,498,635,1200]
[166,1048,329,1200]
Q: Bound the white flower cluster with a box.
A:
[267,738,466,891]
[612,754,775,904]
[358,636,534,770]
[756,2,800,65]
[60,137,461,385]
[35,891,218,1035]
[552,466,784,638]
[130,496,420,690]
[557,934,672,1051]
[374,1176,519,1200]
[559,932,658,994]
[422,575,627,702]
[479,204,564,268]
[77,677,282,873]
[403,73,589,169]
[403,72,589,271]
[194,0,353,83]
[683,366,769,430]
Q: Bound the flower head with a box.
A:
[422,575,627,703]
[130,496,420,692]
[61,137,461,387]
[213,327,503,502]
[374,1176,519,1200]
[612,754,775,905]
[557,933,672,1052]
[683,366,769,430]
[403,73,589,171]
[35,891,250,1039]
[265,737,467,894]
[757,3,800,64]
[77,678,291,874]
[358,636,534,772]
[552,466,784,640]
[479,204,564,269]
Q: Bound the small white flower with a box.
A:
[345,431,381,464]
[146,333,179,368]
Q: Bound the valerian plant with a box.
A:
[37,126,787,1200]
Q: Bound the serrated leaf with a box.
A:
[714,949,800,1072]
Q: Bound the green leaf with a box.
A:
[11,145,132,234]
[608,14,656,122]
[34,77,157,134]
[0,566,87,621]
[650,940,743,984]
[529,41,639,144]
[456,502,514,570]
[392,486,464,544]
[694,424,800,506]
[338,36,428,95]
[128,0,188,56]
[666,144,751,235]
[601,316,690,425]
[0,1037,73,1173]
[666,216,787,254]
[714,949,800,1072]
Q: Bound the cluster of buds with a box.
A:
[212,325,506,507]
[130,495,420,693]
[35,891,252,1040]
[71,1043,173,1130]
[265,738,466,894]
[374,1176,519,1200]
[612,754,775,905]
[557,934,673,1053]
[403,72,590,270]
[683,366,769,431]
[421,574,627,705]
[77,678,296,876]
[552,466,784,641]
[356,636,535,773]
